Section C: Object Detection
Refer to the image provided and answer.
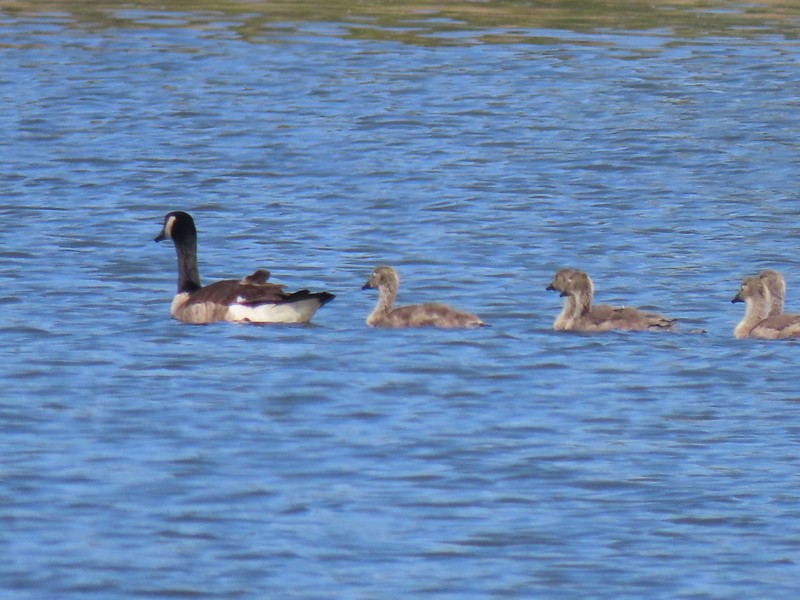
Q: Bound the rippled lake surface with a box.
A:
[2,4,800,598]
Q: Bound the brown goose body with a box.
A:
[361,265,486,329]
[155,211,334,324]
[546,268,676,333]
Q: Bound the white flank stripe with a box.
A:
[226,298,321,323]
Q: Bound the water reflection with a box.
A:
[1,0,798,45]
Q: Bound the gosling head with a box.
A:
[546,268,592,298]
[731,276,767,305]
[362,265,399,292]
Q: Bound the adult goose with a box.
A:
[546,268,676,332]
[155,211,334,324]
[732,271,800,339]
[361,265,486,329]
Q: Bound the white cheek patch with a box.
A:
[163,215,176,238]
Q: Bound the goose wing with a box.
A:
[384,303,484,328]
[240,269,275,286]
[585,305,675,331]
[750,314,800,338]
[184,279,292,309]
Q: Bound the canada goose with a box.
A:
[361,265,486,328]
[546,268,676,332]
[732,271,800,339]
[155,211,334,324]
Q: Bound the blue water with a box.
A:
[2,7,800,599]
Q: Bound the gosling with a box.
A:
[732,272,800,339]
[546,268,676,332]
[362,265,486,329]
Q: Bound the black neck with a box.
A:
[173,234,201,294]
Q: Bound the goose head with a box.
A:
[155,211,196,244]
